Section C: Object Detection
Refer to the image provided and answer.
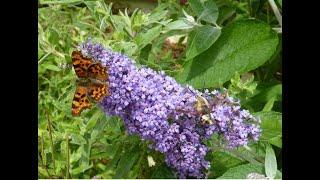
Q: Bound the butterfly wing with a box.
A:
[72,84,92,116]
[88,80,110,102]
[71,51,110,116]
[194,96,210,113]
[87,62,109,81]
[72,51,93,78]
[87,63,110,101]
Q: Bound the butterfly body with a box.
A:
[194,96,215,125]
[187,88,215,125]
[71,51,110,116]
[194,96,210,114]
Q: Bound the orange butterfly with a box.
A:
[71,51,110,116]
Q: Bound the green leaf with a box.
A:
[252,84,282,102]
[113,144,140,178]
[269,135,282,148]
[54,160,65,175]
[71,163,93,175]
[90,116,108,144]
[186,25,221,60]
[40,0,83,5]
[139,44,152,62]
[85,118,98,133]
[105,117,122,134]
[188,0,204,16]
[85,111,101,131]
[151,163,176,179]
[254,111,282,146]
[38,167,50,177]
[42,63,61,72]
[90,145,115,160]
[112,41,137,57]
[189,0,219,24]
[262,96,276,112]
[217,163,264,179]
[135,25,162,50]
[245,83,282,112]
[208,150,246,178]
[165,19,195,31]
[70,133,86,145]
[276,0,282,8]
[217,6,235,25]
[176,19,279,88]
[70,146,82,164]
[265,144,277,179]
[228,72,257,99]
[217,163,282,179]
[48,28,60,45]
[148,6,168,24]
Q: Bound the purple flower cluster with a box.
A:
[200,90,261,148]
[77,40,261,178]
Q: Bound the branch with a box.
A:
[268,0,282,27]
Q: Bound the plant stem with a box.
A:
[243,145,266,163]
[134,143,147,177]
[46,110,56,171]
[268,0,282,27]
[209,144,264,165]
[213,22,222,29]
[39,153,51,177]
[38,52,51,64]
[41,133,46,165]
[228,149,262,165]
[40,133,51,177]
[40,0,83,5]
[272,27,282,33]
[255,70,262,81]
[267,3,270,24]
[247,0,252,16]
[79,21,108,39]
[66,134,71,179]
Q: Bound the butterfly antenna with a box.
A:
[187,85,197,96]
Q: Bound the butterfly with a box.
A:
[71,50,110,116]
[194,96,214,125]
[194,95,210,114]
[188,87,214,125]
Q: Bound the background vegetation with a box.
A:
[38,0,282,178]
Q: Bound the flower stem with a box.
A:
[38,52,51,64]
[66,134,71,179]
[40,133,51,177]
[228,148,262,165]
[46,110,56,171]
[268,0,282,27]
[247,0,252,16]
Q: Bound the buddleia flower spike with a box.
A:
[77,40,261,178]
